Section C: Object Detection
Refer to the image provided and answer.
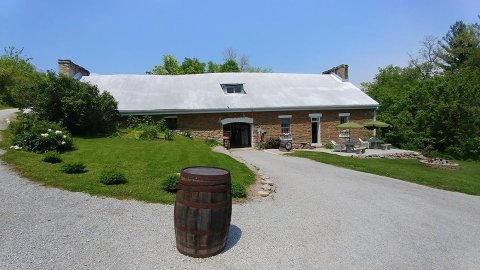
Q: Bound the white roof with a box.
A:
[81,73,379,114]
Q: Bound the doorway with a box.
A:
[223,123,251,148]
[310,115,321,144]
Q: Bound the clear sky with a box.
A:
[1,0,479,86]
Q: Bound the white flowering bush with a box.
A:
[8,113,73,153]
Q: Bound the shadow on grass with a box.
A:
[223,224,242,253]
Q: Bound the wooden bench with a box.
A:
[382,143,392,150]
[355,147,366,154]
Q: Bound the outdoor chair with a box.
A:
[359,138,369,148]
[331,140,342,152]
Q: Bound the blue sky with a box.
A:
[1,0,479,86]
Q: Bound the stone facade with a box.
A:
[58,59,90,77]
[153,109,374,147]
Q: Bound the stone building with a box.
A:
[59,60,379,148]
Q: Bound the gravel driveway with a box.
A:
[1,110,479,269]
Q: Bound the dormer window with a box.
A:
[221,84,245,94]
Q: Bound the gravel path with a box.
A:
[1,110,480,269]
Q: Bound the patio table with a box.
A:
[369,137,382,149]
[342,141,355,153]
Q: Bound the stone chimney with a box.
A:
[58,59,90,78]
[322,64,349,80]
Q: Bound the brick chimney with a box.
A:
[58,59,90,78]
[322,64,349,80]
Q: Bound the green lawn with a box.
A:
[2,135,255,203]
[288,151,480,196]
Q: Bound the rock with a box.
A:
[257,191,269,197]
[261,179,273,185]
[262,184,271,191]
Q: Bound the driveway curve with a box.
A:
[1,110,479,269]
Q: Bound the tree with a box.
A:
[436,20,480,73]
[219,59,240,72]
[207,61,219,73]
[408,36,441,79]
[146,55,183,75]
[0,46,40,106]
[18,72,120,135]
[223,47,237,61]
[181,57,206,74]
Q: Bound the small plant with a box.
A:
[182,129,193,139]
[99,169,127,185]
[42,151,62,163]
[139,125,159,140]
[231,182,247,198]
[256,142,267,150]
[161,173,180,192]
[265,137,281,149]
[164,129,175,141]
[61,162,86,174]
[204,138,220,147]
[324,142,334,149]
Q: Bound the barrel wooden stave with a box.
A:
[174,167,232,258]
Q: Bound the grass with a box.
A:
[0,104,12,110]
[2,134,255,203]
[288,151,480,196]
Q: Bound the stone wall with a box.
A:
[152,109,374,146]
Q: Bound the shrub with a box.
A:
[16,72,120,135]
[99,169,127,185]
[324,142,334,149]
[139,124,159,140]
[164,129,175,141]
[231,182,247,198]
[256,142,267,150]
[182,129,192,139]
[126,115,141,128]
[61,162,86,174]
[161,173,179,193]
[204,138,220,147]
[265,137,281,149]
[42,151,61,163]
[156,119,168,132]
[9,113,73,153]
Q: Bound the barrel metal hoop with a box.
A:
[174,224,230,235]
[175,197,231,209]
[177,183,230,193]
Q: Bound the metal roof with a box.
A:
[81,72,379,115]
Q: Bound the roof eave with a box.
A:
[119,104,379,116]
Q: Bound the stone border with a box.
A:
[420,160,459,170]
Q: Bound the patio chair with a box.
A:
[331,140,342,152]
[358,138,369,148]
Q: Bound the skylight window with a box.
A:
[221,84,245,94]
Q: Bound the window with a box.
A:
[222,84,245,94]
[279,115,292,140]
[164,116,177,130]
[339,113,350,124]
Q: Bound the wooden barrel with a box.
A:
[174,167,232,258]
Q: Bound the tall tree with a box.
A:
[409,36,441,79]
[219,59,240,72]
[181,57,206,74]
[207,61,219,73]
[0,46,40,106]
[436,19,480,73]
[146,55,183,75]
